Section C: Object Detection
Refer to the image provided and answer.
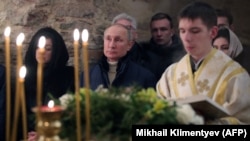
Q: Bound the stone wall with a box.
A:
[0,0,249,70]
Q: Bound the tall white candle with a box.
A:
[73,29,82,141]
[4,26,11,141]
[81,29,90,141]
[36,36,46,135]
[37,36,46,108]
[19,66,27,141]
[11,33,25,141]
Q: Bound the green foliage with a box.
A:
[57,86,179,140]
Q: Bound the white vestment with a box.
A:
[156,48,250,124]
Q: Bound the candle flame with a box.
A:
[19,66,27,79]
[48,100,54,108]
[38,36,46,49]
[4,26,11,37]
[74,29,80,41]
[16,33,25,46]
[82,29,89,42]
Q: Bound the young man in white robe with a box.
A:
[156,1,250,124]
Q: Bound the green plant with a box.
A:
[56,86,203,141]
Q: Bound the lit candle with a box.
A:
[15,33,25,109]
[11,33,25,141]
[81,29,90,141]
[39,100,64,112]
[47,100,55,111]
[37,36,46,108]
[16,33,25,67]
[19,66,27,141]
[32,100,64,141]
[73,29,82,141]
[4,26,11,141]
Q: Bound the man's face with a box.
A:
[150,19,173,46]
[217,16,230,29]
[179,18,217,61]
[103,25,132,62]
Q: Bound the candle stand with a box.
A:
[32,106,64,141]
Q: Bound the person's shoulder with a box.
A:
[129,61,154,75]
[216,50,248,73]
[138,40,152,49]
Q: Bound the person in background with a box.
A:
[111,13,149,69]
[212,27,243,58]
[215,8,234,30]
[140,12,186,80]
[81,24,157,90]
[216,9,250,74]
[212,27,250,74]
[156,1,250,124]
[25,27,75,140]
[0,64,5,141]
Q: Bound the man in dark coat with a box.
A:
[139,13,186,80]
[82,24,157,90]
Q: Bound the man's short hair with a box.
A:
[111,13,137,30]
[178,1,217,29]
[216,8,233,26]
[150,12,173,28]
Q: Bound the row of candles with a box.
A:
[4,27,90,141]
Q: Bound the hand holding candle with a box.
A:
[4,26,11,141]
[82,29,91,141]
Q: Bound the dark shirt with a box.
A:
[134,34,186,80]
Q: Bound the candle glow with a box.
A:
[19,66,27,80]
[48,100,54,108]
[16,33,25,46]
[38,36,46,49]
[81,29,89,43]
[74,29,80,41]
[4,26,11,37]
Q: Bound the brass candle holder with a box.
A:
[32,101,64,141]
